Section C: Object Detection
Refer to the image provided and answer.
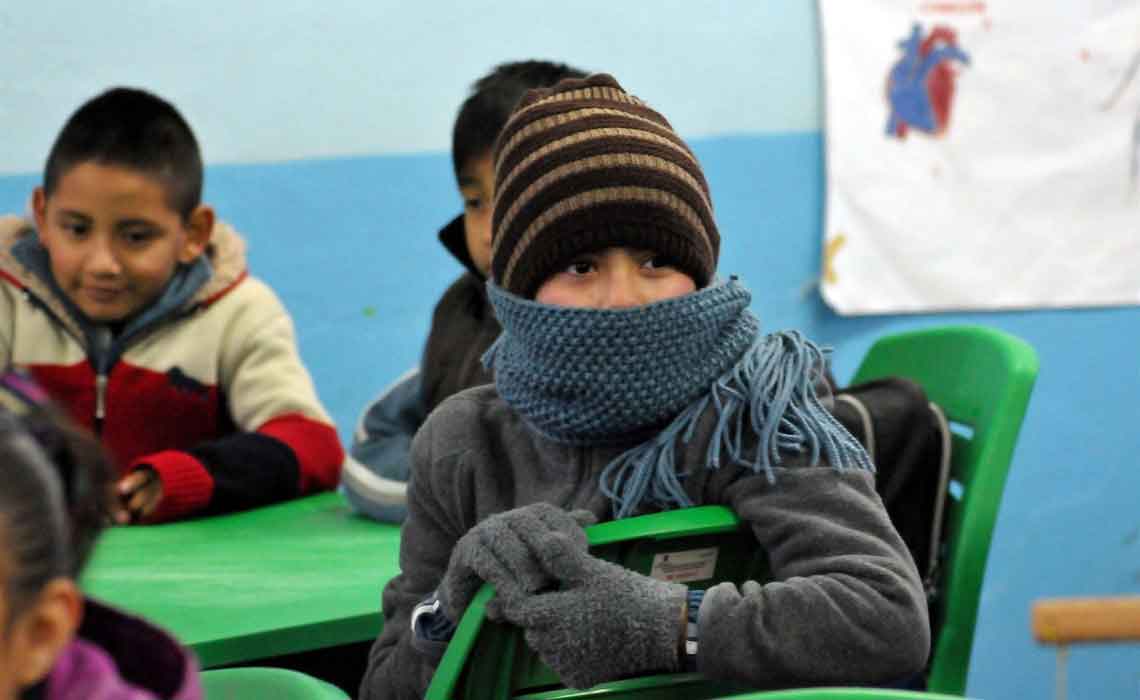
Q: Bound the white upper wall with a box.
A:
[0,0,820,174]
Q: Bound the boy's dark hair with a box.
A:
[451,60,587,177]
[43,87,203,220]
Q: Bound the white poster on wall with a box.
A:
[819,0,1140,315]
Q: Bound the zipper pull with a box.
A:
[95,373,108,421]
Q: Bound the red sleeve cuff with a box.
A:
[132,450,214,523]
[257,414,344,493]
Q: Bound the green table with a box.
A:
[82,492,402,668]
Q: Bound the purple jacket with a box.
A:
[43,598,200,700]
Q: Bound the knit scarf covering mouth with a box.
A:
[484,278,872,518]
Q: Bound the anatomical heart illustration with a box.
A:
[819,0,1140,315]
[886,23,970,139]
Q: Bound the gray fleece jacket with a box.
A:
[360,385,930,699]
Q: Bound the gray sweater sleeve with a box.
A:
[359,417,462,700]
[696,467,930,687]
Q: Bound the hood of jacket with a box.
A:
[40,597,201,700]
[436,213,486,280]
[0,215,248,357]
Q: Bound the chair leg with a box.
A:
[1054,645,1068,700]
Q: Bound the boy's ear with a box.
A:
[10,578,83,687]
[179,204,215,264]
[31,187,48,232]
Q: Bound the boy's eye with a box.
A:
[62,222,89,238]
[121,229,156,246]
[463,197,483,210]
[565,260,595,276]
[641,254,674,270]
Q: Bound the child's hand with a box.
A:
[439,503,596,621]
[114,468,163,524]
[496,530,687,688]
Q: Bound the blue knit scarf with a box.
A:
[484,278,872,518]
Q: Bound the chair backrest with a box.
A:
[427,506,765,700]
[428,324,1037,699]
[200,667,350,699]
[851,325,1038,695]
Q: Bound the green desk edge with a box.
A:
[82,492,402,668]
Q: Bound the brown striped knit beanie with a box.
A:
[490,73,720,298]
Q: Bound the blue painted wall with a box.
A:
[0,0,821,174]
[1,1,1136,697]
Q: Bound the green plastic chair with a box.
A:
[428,325,1037,699]
[850,325,1038,694]
[428,506,765,700]
[201,667,349,699]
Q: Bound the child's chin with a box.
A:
[78,303,134,324]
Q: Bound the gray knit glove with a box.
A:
[497,529,688,689]
[438,502,596,621]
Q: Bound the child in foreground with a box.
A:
[361,74,930,698]
[0,371,200,699]
[0,87,343,523]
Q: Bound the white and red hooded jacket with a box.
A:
[0,216,343,522]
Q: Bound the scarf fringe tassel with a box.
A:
[597,330,874,519]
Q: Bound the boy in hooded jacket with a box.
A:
[0,87,343,523]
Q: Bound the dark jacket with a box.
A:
[422,215,500,412]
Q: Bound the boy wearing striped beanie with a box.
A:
[362,74,929,699]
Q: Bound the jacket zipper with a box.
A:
[23,289,206,434]
[87,307,201,433]
[21,290,111,433]
[95,373,108,433]
[91,327,113,435]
